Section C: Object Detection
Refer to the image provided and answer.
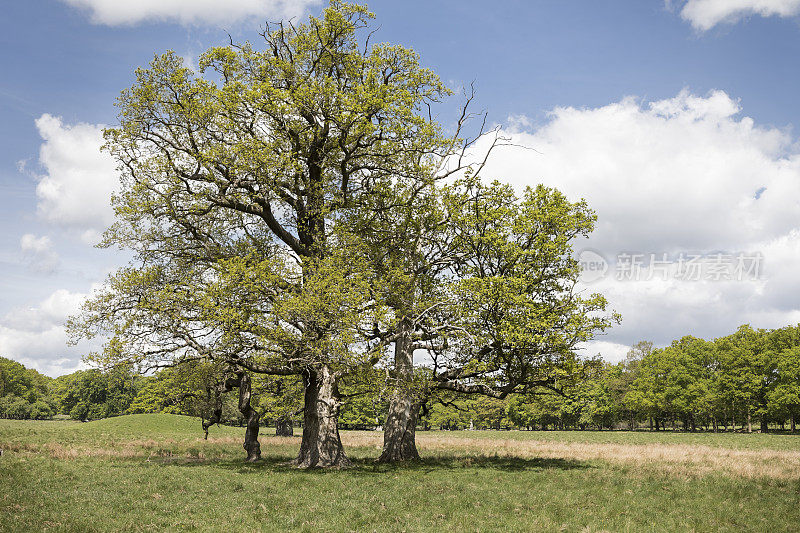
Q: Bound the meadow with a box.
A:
[1,414,799,532]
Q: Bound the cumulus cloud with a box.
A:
[678,0,800,30]
[34,114,118,244]
[487,90,800,254]
[580,340,632,362]
[20,234,60,274]
[0,289,95,376]
[59,0,319,26]
[479,89,800,360]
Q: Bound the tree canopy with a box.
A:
[68,0,617,467]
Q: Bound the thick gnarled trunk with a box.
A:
[294,366,351,468]
[237,372,261,462]
[380,317,421,462]
[380,395,420,462]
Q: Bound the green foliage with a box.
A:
[252,374,304,426]
[768,347,800,420]
[128,362,230,419]
[427,178,618,399]
[0,356,50,401]
[339,393,386,427]
[427,324,800,432]
[27,400,54,420]
[0,357,56,420]
[0,395,31,419]
[52,366,142,421]
[64,2,620,455]
[420,393,509,430]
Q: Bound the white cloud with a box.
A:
[59,0,319,26]
[678,0,800,30]
[0,289,96,376]
[488,90,800,254]
[34,114,118,243]
[478,89,800,357]
[579,341,631,363]
[505,114,534,133]
[20,234,53,255]
[20,234,60,274]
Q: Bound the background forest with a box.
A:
[4,323,799,433]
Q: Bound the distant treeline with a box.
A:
[472,324,800,433]
[3,323,799,432]
[0,358,140,421]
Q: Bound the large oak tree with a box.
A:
[71,0,483,467]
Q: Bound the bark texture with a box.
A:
[379,395,420,462]
[236,372,261,462]
[198,369,261,461]
[294,366,351,468]
[379,318,420,462]
[202,383,225,440]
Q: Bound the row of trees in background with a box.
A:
[5,322,800,433]
[434,324,800,433]
[0,357,142,422]
[586,325,800,433]
[0,357,56,420]
[0,358,291,428]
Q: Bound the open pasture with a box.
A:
[1,414,799,532]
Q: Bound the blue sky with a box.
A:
[3,0,800,375]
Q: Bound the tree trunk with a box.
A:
[294,366,351,468]
[747,410,752,433]
[379,394,420,462]
[791,415,796,432]
[380,317,421,462]
[760,416,768,434]
[236,372,261,462]
[276,418,294,437]
[201,383,225,440]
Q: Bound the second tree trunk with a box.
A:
[380,317,420,462]
[294,365,351,468]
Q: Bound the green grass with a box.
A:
[1,414,799,532]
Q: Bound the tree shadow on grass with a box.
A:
[152,453,590,475]
[356,455,590,475]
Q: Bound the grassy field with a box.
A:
[1,415,799,532]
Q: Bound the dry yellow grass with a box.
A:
[8,430,800,480]
[341,433,800,480]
